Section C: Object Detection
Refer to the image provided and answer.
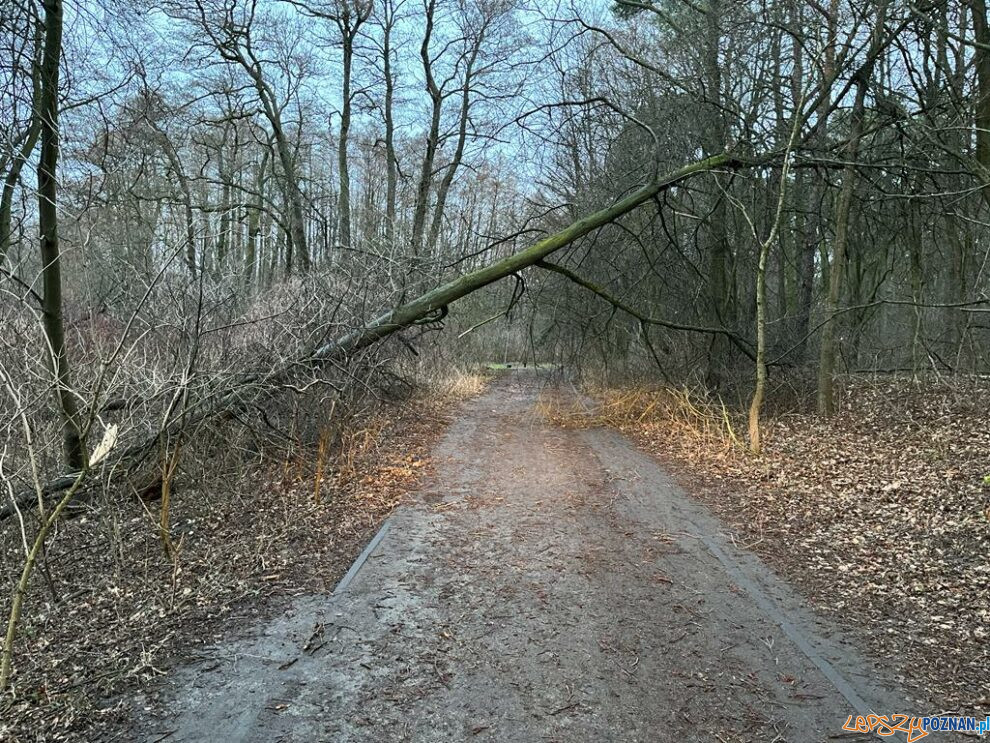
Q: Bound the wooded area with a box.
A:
[2,0,989,734]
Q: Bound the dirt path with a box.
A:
[133,372,918,742]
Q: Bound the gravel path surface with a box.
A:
[133,372,919,742]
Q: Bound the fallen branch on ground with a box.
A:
[1,151,765,522]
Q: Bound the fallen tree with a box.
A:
[1,151,759,521]
[307,153,755,361]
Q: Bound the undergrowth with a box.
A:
[0,367,489,742]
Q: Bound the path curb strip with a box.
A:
[333,521,392,596]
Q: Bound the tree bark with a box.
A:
[245,146,270,288]
[217,143,232,270]
[426,31,483,253]
[969,0,990,206]
[153,129,197,278]
[816,85,865,415]
[700,0,733,390]
[0,18,42,263]
[265,101,309,274]
[788,0,815,361]
[335,3,368,250]
[816,1,888,415]
[382,0,398,248]
[37,0,84,470]
[410,0,441,256]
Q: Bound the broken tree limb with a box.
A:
[305,152,753,362]
[1,151,760,521]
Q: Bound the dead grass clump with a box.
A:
[540,386,742,457]
[432,367,490,402]
[335,418,390,485]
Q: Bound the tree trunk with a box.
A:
[37,0,84,470]
[427,40,481,253]
[816,81,868,414]
[969,0,990,206]
[748,250,768,453]
[271,127,309,273]
[786,2,815,361]
[337,22,355,249]
[410,0,441,257]
[383,2,398,248]
[155,133,197,278]
[245,147,270,288]
[701,0,733,390]
[793,171,816,361]
[217,145,232,270]
[749,115,798,454]
[0,125,41,264]
[817,1,887,414]
[0,18,42,263]
[241,58,309,274]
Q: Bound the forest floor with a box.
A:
[565,376,990,714]
[0,378,481,742]
[123,371,940,743]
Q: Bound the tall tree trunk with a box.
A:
[427,33,482,254]
[749,238,769,453]
[239,59,309,273]
[411,0,441,257]
[816,1,887,414]
[816,85,865,414]
[0,18,42,263]
[0,127,41,265]
[37,0,84,470]
[271,125,308,273]
[797,0,839,365]
[217,145,232,270]
[750,104,799,454]
[337,18,355,250]
[793,171,815,360]
[245,147,270,288]
[787,0,815,361]
[701,0,732,390]
[154,132,197,278]
[383,1,398,248]
[969,0,990,206]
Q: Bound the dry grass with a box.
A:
[540,385,743,454]
[334,418,391,486]
[432,367,490,402]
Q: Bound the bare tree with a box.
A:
[329,1,372,250]
[179,0,313,273]
[409,0,442,256]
